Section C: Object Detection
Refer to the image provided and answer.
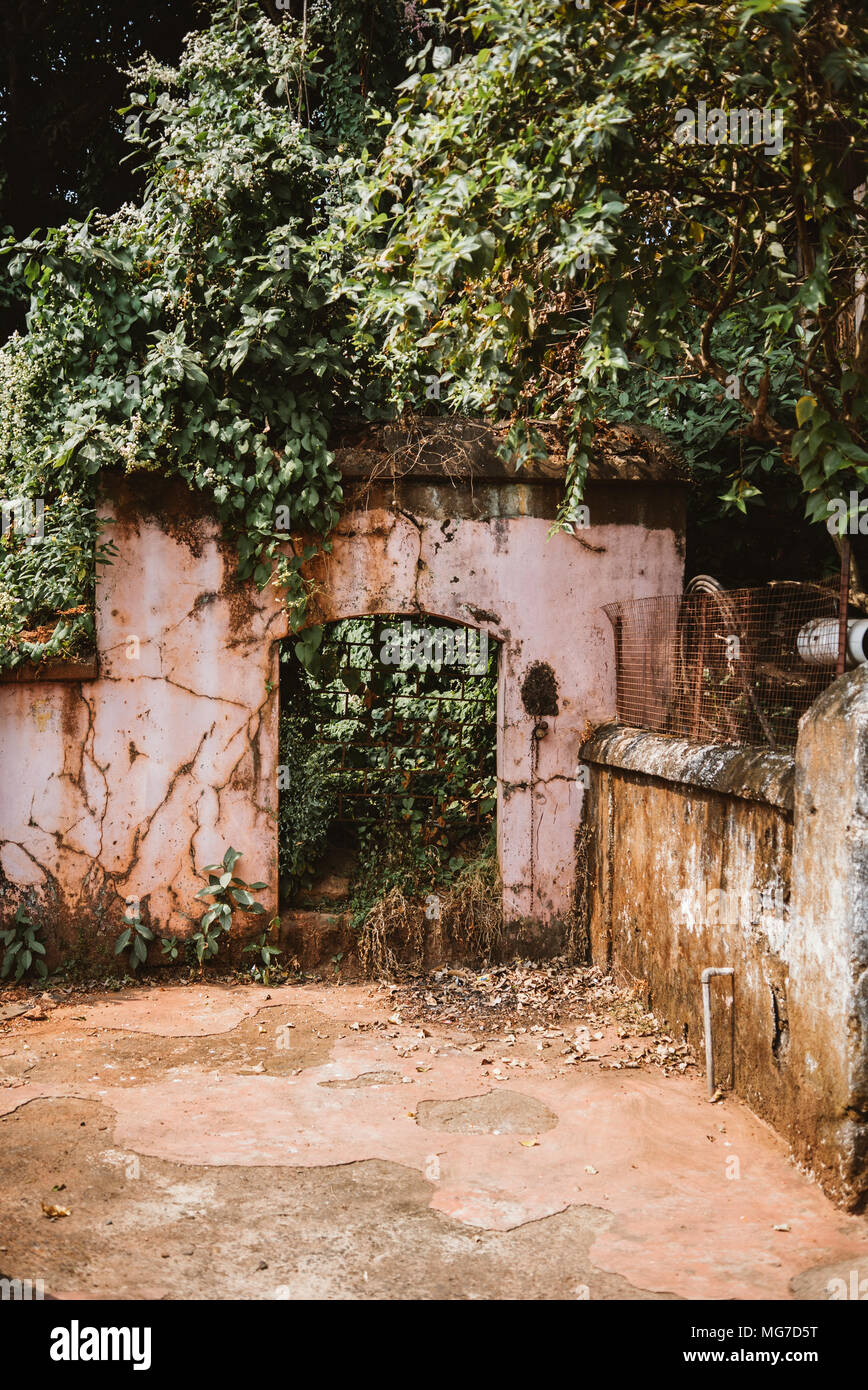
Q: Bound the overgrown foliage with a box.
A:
[277,711,337,899]
[347,0,868,541]
[0,1,412,667]
[278,617,497,904]
[3,0,866,669]
[0,1,206,339]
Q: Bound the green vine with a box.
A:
[0,2,386,667]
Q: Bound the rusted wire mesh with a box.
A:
[603,582,844,752]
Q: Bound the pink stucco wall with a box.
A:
[302,500,684,923]
[0,477,684,956]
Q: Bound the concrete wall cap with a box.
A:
[331,417,687,483]
[581,723,794,811]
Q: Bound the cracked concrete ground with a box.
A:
[1,980,866,1301]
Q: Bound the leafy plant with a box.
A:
[279,616,497,913]
[349,0,868,571]
[190,921,224,968]
[160,935,180,963]
[193,846,269,967]
[0,904,48,982]
[113,906,154,972]
[242,919,282,983]
[0,1,408,669]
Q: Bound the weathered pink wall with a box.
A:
[0,489,281,949]
[0,475,684,955]
[300,497,685,926]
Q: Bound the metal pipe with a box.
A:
[796,616,868,667]
[702,967,734,1098]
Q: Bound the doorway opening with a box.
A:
[277,615,499,934]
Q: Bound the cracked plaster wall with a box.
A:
[0,494,283,954]
[0,480,684,955]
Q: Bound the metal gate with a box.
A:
[282,615,498,842]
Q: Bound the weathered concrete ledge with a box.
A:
[582,723,794,812]
[0,657,99,684]
[331,416,687,483]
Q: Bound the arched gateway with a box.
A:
[0,420,685,958]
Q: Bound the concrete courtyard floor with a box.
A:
[1,975,867,1301]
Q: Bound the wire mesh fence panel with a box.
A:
[603,583,844,752]
[295,617,498,834]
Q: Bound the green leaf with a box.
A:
[796,395,816,426]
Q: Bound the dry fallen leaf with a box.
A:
[584,1165,598,1175]
[773,1223,791,1232]
[42,1201,70,1219]
[519,1138,539,1147]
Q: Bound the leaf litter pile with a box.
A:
[385,958,697,1077]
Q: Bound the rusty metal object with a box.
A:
[296,617,498,828]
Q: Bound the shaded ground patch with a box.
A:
[0,978,865,1301]
[0,1003,334,1087]
[416,1090,558,1135]
[0,1096,673,1301]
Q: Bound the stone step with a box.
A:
[302,873,352,904]
[279,909,355,976]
